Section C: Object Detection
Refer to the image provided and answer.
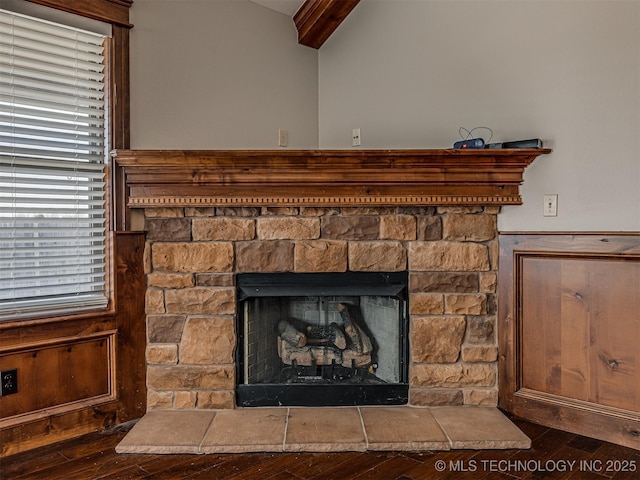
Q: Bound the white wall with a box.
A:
[319,0,640,232]
[130,0,318,149]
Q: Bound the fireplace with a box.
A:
[236,272,409,406]
[112,148,550,412]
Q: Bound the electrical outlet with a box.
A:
[543,194,558,217]
[278,129,288,147]
[352,128,361,147]
[1,369,18,396]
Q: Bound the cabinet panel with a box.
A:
[520,257,639,412]
[499,233,640,450]
[0,334,115,419]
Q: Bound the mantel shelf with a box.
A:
[112,149,551,209]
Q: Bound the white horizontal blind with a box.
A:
[0,9,108,321]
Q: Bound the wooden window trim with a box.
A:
[24,0,133,27]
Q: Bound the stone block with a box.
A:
[147,273,194,288]
[185,207,214,217]
[398,206,435,215]
[261,207,299,216]
[409,272,478,293]
[144,241,152,274]
[147,389,173,409]
[146,218,191,241]
[410,363,496,387]
[300,207,340,216]
[144,207,184,218]
[461,346,498,363]
[342,207,395,215]
[409,293,444,315]
[197,390,235,409]
[174,391,198,409]
[147,315,186,343]
[484,206,501,214]
[148,365,235,390]
[179,316,236,365]
[417,216,442,240]
[489,238,500,271]
[380,215,416,240]
[196,273,235,287]
[321,216,379,240]
[257,217,320,240]
[408,241,490,271]
[348,241,406,271]
[146,344,178,364]
[216,207,260,217]
[146,289,165,314]
[445,294,487,314]
[466,316,495,344]
[442,214,496,241]
[464,389,498,406]
[235,241,294,272]
[479,272,497,293]
[437,206,483,214]
[411,316,465,363]
[486,294,497,315]
[294,240,347,272]
[152,242,233,273]
[410,388,464,406]
[192,218,255,241]
[165,288,235,315]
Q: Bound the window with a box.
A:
[0,8,110,321]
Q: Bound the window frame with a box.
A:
[1,0,132,326]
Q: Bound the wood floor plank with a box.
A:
[305,452,391,480]
[181,453,275,479]
[350,455,423,480]
[0,450,67,479]
[279,452,364,479]
[226,453,313,480]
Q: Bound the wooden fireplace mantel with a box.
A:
[112,149,551,210]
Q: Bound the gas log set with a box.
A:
[277,303,376,383]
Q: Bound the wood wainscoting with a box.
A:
[498,233,640,450]
[0,232,146,456]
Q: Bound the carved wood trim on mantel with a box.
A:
[111,149,551,209]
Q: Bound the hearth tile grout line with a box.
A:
[282,407,290,449]
[356,407,369,448]
[197,411,218,453]
[430,409,454,448]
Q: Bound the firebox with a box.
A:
[236,272,409,407]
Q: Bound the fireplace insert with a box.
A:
[236,271,409,407]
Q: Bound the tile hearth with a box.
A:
[116,406,530,454]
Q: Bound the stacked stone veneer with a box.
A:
[143,205,499,410]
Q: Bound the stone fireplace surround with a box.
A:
[113,149,549,451]
[143,203,500,409]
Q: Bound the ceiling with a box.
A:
[250,0,305,17]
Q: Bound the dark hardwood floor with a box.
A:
[2,414,638,479]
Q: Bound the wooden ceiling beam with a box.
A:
[294,0,360,49]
